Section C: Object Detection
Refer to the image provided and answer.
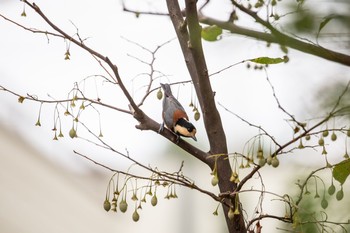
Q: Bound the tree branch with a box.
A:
[121,3,350,66]
[166,1,247,232]
[225,2,350,67]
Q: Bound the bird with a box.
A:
[159,83,197,141]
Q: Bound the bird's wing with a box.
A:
[162,95,188,129]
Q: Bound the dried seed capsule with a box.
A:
[132,210,140,222]
[336,189,344,201]
[119,200,128,213]
[151,194,158,206]
[69,127,77,139]
[331,132,337,141]
[328,184,335,195]
[321,198,328,209]
[157,88,163,100]
[103,200,111,212]
[211,175,219,186]
[271,157,279,168]
[322,130,329,137]
[318,137,324,146]
[194,111,200,121]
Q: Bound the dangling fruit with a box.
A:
[69,127,77,139]
[321,198,328,209]
[328,184,335,195]
[322,130,329,137]
[151,194,158,206]
[318,137,324,146]
[132,210,140,222]
[194,110,200,121]
[258,158,266,167]
[103,200,111,212]
[271,157,279,168]
[331,132,337,141]
[119,200,128,213]
[211,174,219,186]
[157,88,163,100]
[336,188,344,201]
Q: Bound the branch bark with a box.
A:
[166,1,246,232]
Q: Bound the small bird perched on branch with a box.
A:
[159,83,197,141]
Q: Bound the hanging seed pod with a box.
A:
[318,137,324,146]
[258,157,266,167]
[132,210,140,222]
[211,174,219,186]
[305,135,311,141]
[336,188,344,201]
[321,198,328,209]
[323,129,329,137]
[64,50,70,60]
[294,126,300,134]
[58,129,64,138]
[156,88,163,100]
[194,110,200,121]
[331,132,337,141]
[69,127,77,139]
[131,193,138,201]
[328,183,336,195]
[18,96,25,103]
[271,157,279,168]
[119,200,128,213]
[103,199,111,212]
[230,171,239,183]
[151,194,158,206]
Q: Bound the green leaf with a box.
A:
[201,25,222,42]
[318,14,337,35]
[333,158,350,185]
[248,56,288,65]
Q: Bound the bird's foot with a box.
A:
[175,134,180,144]
[158,123,164,134]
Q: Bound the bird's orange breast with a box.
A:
[173,109,188,124]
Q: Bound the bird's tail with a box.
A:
[160,83,173,97]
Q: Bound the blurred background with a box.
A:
[1,0,349,232]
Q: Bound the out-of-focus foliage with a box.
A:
[316,81,350,116]
[284,0,350,45]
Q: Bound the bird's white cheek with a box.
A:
[174,125,190,136]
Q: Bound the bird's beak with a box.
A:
[192,135,197,141]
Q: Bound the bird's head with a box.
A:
[174,118,197,141]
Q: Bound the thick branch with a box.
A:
[166,1,246,232]
[166,0,228,157]
[226,2,350,67]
